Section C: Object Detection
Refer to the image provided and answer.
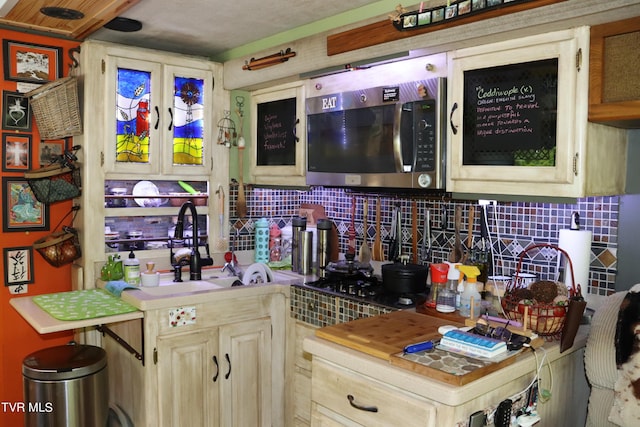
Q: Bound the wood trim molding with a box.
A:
[327,0,568,56]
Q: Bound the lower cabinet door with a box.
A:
[156,328,220,427]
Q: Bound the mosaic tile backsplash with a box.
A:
[229,185,618,297]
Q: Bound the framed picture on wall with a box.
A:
[38,139,64,166]
[2,133,31,171]
[2,40,63,83]
[3,246,34,287]
[2,91,32,132]
[2,177,49,232]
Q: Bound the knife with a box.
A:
[403,340,436,354]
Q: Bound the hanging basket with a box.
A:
[24,163,81,204]
[26,76,82,140]
[34,226,81,267]
[501,244,581,338]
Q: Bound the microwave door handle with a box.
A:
[392,102,404,172]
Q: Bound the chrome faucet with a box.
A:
[172,201,213,281]
[222,228,242,279]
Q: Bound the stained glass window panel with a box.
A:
[116,68,151,163]
[172,76,204,166]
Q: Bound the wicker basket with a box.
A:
[26,76,82,140]
[33,227,81,267]
[501,244,580,338]
[25,164,81,204]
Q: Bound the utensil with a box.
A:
[358,198,371,264]
[216,185,226,250]
[463,205,475,263]
[411,201,418,264]
[388,204,400,261]
[347,195,356,255]
[449,206,463,263]
[372,197,383,261]
[236,108,247,218]
[420,208,431,264]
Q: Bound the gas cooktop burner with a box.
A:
[303,277,427,309]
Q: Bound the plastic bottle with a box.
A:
[457,265,482,318]
[123,250,141,286]
[255,218,269,263]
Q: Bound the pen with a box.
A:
[403,340,435,354]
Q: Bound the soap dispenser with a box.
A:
[123,250,141,286]
[457,265,482,318]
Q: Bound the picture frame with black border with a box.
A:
[432,7,445,22]
[487,0,503,6]
[2,91,32,132]
[472,0,487,10]
[445,4,458,19]
[38,139,64,167]
[418,11,431,26]
[2,40,63,84]
[4,246,34,287]
[403,12,418,29]
[2,133,31,172]
[2,176,49,232]
[459,0,472,14]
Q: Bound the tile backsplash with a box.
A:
[230,185,618,297]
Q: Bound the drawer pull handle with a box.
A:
[347,394,378,413]
[225,353,231,379]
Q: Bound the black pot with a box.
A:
[382,261,427,294]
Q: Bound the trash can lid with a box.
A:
[22,343,107,381]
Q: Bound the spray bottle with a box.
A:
[457,265,482,318]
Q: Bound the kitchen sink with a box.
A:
[134,275,241,296]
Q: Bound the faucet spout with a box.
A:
[174,200,213,280]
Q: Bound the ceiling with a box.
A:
[0,0,377,59]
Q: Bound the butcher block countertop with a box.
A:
[305,310,590,406]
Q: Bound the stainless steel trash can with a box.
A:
[23,343,108,427]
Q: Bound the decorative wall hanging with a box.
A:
[2,177,49,232]
[2,40,62,84]
[242,48,296,71]
[216,110,236,147]
[4,246,34,287]
[2,91,31,132]
[2,133,31,172]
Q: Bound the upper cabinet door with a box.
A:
[250,83,306,186]
[105,55,163,175]
[445,27,629,198]
[162,65,213,176]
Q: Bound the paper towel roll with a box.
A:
[558,229,592,293]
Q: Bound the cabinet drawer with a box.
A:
[311,360,436,427]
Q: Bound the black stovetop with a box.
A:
[302,276,428,309]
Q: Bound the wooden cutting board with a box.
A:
[315,310,462,360]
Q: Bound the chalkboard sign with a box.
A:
[256,97,297,166]
[462,58,558,166]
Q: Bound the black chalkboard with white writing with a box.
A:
[256,97,297,166]
[462,58,559,166]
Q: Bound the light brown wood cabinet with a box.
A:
[589,16,640,128]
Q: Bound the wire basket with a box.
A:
[501,244,581,338]
[26,76,82,140]
[33,226,81,267]
[25,163,81,204]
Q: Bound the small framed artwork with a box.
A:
[2,133,31,172]
[459,0,472,14]
[418,11,431,26]
[445,4,458,19]
[402,13,417,29]
[2,177,49,232]
[2,40,63,83]
[487,0,503,6]
[2,91,32,132]
[4,246,34,287]
[432,7,445,22]
[39,139,64,166]
[472,0,487,10]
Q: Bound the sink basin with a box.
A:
[135,280,226,296]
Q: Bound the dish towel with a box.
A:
[105,280,139,297]
[33,289,138,321]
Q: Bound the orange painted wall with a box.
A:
[0,29,79,426]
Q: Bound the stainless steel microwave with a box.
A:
[306,78,446,190]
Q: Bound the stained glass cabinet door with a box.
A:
[162,65,213,175]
